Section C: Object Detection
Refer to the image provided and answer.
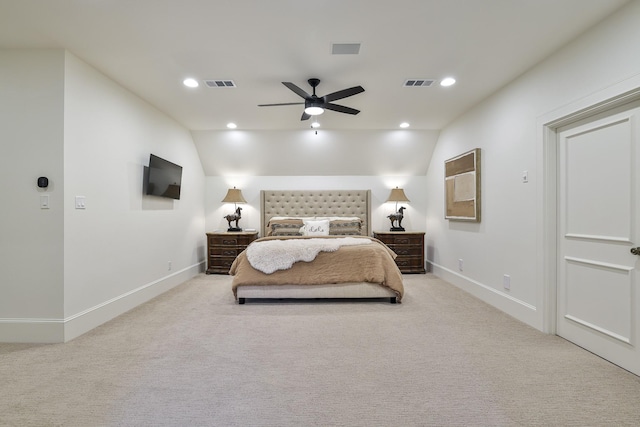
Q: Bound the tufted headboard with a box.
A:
[260,190,371,237]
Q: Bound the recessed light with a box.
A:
[226,123,237,129]
[440,77,456,87]
[183,78,199,88]
[400,122,410,128]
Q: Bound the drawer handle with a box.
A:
[222,239,238,245]
[397,238,410,244]
[396,250,409,255]
[222,250,236,256]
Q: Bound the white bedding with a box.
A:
[246,237,372,274]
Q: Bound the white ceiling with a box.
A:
[0,0,630,131]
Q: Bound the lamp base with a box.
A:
[390,227,405,232]
[227,227,243,232]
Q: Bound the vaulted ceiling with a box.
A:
[0,0,629,131]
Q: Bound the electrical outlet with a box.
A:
[168,261,172,271]
[503,274,511,290]
[522,170,529,183]
[458,259,463,271]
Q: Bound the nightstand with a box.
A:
[373,231,426,274]
[206,231,258,274]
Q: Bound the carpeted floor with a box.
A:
[1,273,639,426]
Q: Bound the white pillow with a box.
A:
[301,219,330,236]
[315,216,361,221]
[270,216,316,221]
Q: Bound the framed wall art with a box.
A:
[444,148,481,222]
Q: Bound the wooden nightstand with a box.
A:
[206,231,258,274]
[373,231,426,274]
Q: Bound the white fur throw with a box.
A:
[246,237,372,274]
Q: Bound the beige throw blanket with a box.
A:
[230,236,404,301]
[246,237,372,274]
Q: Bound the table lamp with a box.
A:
[221,187,246,231]
[385,187,410,231]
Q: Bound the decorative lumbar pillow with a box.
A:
[329,219,363,235]
[315,216,361,221]
[270,216,316,221]
[268,219,304,236]
[300,219,330,236]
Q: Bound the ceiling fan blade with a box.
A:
[323,103,360,115]
[301,111,311,121]
[282,82,311,99]
[322,86,364,103]
[257,102,304,107]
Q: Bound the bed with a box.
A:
[229,190,404,304]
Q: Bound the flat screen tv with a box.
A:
[146,154,182,200]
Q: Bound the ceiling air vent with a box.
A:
[204,79,236,88]
[403,79,435,87]
[331,43,361,55]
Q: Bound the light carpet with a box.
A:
[1,273,639,426]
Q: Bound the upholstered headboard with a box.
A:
[260,190,371,237]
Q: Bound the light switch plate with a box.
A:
[75,196,86,209]
[40,195,50,209]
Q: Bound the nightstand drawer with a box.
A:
[381,235,423,245]
[387,245,423,256]
[210,256,236,268]
[395,256,424,269]
[210,247,243,257]
[209,237,238,246]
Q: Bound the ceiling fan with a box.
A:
[258,78,365,121]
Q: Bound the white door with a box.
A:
[557,101,640,376]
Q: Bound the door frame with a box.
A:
[539,78,640,334]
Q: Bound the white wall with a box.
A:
[195,129,438,238]
[192,129,440,176]
[425,0,640,329]
[205,175,427,236]
[0,50,207,342]
[0,50,66,341]
[62,52,206,340]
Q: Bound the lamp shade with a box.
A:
[221,187,246,204]
[386,187,410,203]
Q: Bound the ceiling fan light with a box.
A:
[304,106,324,116]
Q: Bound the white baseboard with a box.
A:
[0,262,205,343]
[0,319,64,344]
[429,261,540,330]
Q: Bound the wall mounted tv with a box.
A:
[146,154,182,200]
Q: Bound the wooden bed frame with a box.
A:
[235,190,399,303]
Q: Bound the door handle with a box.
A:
[631,247,640,255]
